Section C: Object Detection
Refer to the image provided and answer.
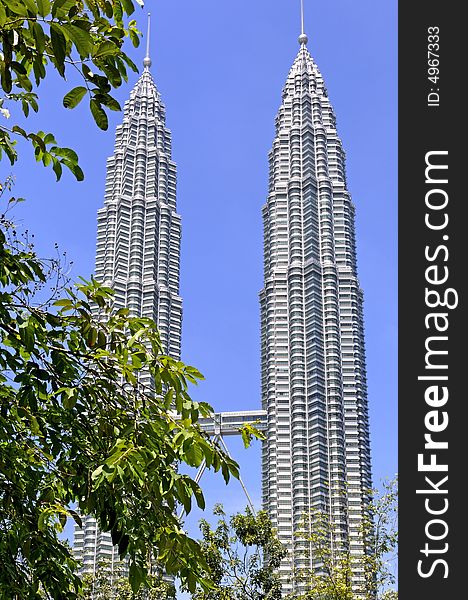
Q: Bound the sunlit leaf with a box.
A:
[90,98,108,130]
[63,86,87,109]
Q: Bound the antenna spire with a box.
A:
[143,12,152,69]
[298,0,308,45]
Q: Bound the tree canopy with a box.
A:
[291,478,398,600]
[0,187,244,596]
[0,0,142,179]
[80,562,176,599]
[189,504,286,600]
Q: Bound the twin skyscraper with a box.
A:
[73,12,372,596]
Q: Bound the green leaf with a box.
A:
[177,481,192,515]
[1,65,13,94]
[58,511,67,530]
[28,133,46,152]
[23,0,37,11]
[69,163,84,181]
[102,0,114,19]
[51,0,75,18]
[37,511,48,532]
[32,22,46,55]
[43,133,56,144]
[11,61,27,76]
[129,28,139,48]
[87,327,97,348]
[50,24,67,76]
[62,388,77,409]
[188,479,206,510]
[21,100,30,117]
[53,298,72,307]
[113,0,123,26]
[52,159,63,181]
[2,0,28,16]
[118,533,129,556]
[121,0,135,16]
[61,24,93,57]
[68,509,82,528]
[184,441,204,468]
[32,55,46,84]
[36,0,51,17]
[42,151,52,166]
[129,562,145,593]
[101,94,121,112]
[121,52,138,73]
[221,461,230,484]
[50,146,78,162]
[16,73,33,93]
[12,125,28,138]
[29,96,39,112]
[19,323,35,352]
[91,465,103,480]
[93,40,120,58]
[63,86,87,109]
[90,99,108,130]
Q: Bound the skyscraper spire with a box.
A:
[73,9,182,573]
[261,13,371,595]
[143,12,152,69]
[299,0,308,45]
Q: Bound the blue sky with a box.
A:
[3,0,397,558]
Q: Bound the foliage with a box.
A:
[290,478,398,600]
[0,0,143,179]
[80,562,176,599]
[379,591,398,600]
[240,420,265,448]
[189,504,286,600]
[361,478,398,598]
[291,508,354,600]
[0,185,243,598]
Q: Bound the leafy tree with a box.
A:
[379,591,397,600]
[360,478,398,599]
[80,562,176,599]
[188,504,286,600]
[0,0,142,179]
[291,478,398,600]
[291,508,354,600]
[0,185,247,598]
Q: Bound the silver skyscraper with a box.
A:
[73,40,182,574]
[95,58,182,362]
[260,30,372,592]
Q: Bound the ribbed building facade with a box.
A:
[73,57,182,574]
[95,65,182,363]
[260,34,372,592]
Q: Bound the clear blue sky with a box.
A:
[4,0,397,556]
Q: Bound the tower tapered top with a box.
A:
[130,11,159,101]
[143,12,152,69]
[298,0,308,45]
